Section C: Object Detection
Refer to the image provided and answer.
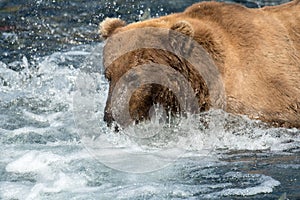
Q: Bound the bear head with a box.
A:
[99,17,225,128]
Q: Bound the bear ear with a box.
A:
[99,18,126,39]
[169,21,194,54]
[170,20,194,37]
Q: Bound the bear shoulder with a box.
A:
[184,1,248,17]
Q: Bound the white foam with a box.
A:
[6,151,63,175]
[25,172,88,200]
[203,174,280,198]
[0,182,32,200]
[5,150,93,174]
[106,112,300,154]
[4,150,97,199]
[63,50,91,56]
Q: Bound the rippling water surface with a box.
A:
[0,0,299,199]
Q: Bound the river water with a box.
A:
[0,0,299,199]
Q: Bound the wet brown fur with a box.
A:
[100,0,300,128]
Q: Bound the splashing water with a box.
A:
[0,43,299,199]
[1,0,299,199]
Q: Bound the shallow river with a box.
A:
[0,0,299,199]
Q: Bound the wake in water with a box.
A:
[0,43,299,199]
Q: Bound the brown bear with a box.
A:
[99,0,300,128]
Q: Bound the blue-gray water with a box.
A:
[0,0,299,199]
